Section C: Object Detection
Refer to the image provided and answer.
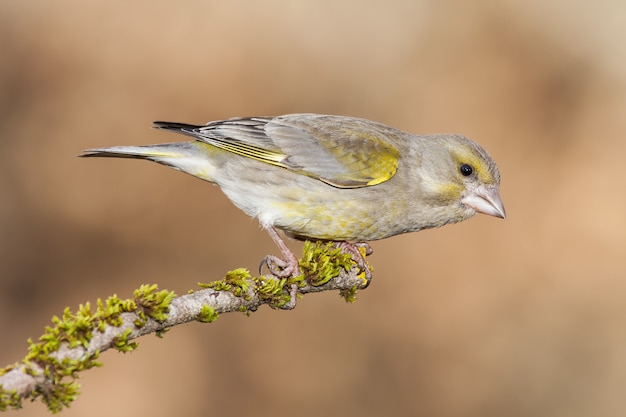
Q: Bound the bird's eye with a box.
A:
[459,163,474,177]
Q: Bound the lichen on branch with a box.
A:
[0,241,371,413]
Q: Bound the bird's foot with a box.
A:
[261,255,299,310]
[334,241,374,287]
[262,254,299,277]
[260,226,301,309]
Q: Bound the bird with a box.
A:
[81,113,505,283]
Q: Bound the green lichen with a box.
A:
[199,268,253,299]
[155,329,170,338]
[134,284,176,323]
[0,285,177,413]
[111,328,137,353]
[199,267,299,309]
[339,286,358,303]
[0,241,370,412]
[299,241,354,286]
[197,305,219,323]
[0,386,21,411]
[36,379,80,414]
[252,275,292,309]
[254,275,287,297]
[197,242,364,309]
[14,305,104,413]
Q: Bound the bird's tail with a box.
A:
[79,142,217,182]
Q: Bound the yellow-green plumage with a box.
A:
[81,113,505,243]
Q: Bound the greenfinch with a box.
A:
[81,114,505,279]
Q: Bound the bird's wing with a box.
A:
[154,114,400,188]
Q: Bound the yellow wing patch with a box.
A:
[313,129,400,188]
[204,132,399,189]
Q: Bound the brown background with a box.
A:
[1,1,625,416]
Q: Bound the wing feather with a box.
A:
[155,114,400,188]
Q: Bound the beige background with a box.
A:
[1,1,625,416]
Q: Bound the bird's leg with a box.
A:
[334,241,374,287]
[262,226,300,308]
[262,226,300,277]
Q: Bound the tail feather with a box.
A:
[80,145,174,159]
[79,142,217,182]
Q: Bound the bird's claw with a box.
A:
[260,225,301,310]
[261,254,299,277]
[334,241,374,287]
[259,256,300,310]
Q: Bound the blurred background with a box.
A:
[1,1,625,416]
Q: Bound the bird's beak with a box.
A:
[462,185,506,219]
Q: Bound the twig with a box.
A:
[0,241,370,413]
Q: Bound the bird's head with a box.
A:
[416,134,506,222]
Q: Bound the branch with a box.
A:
[0,241,370,413]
